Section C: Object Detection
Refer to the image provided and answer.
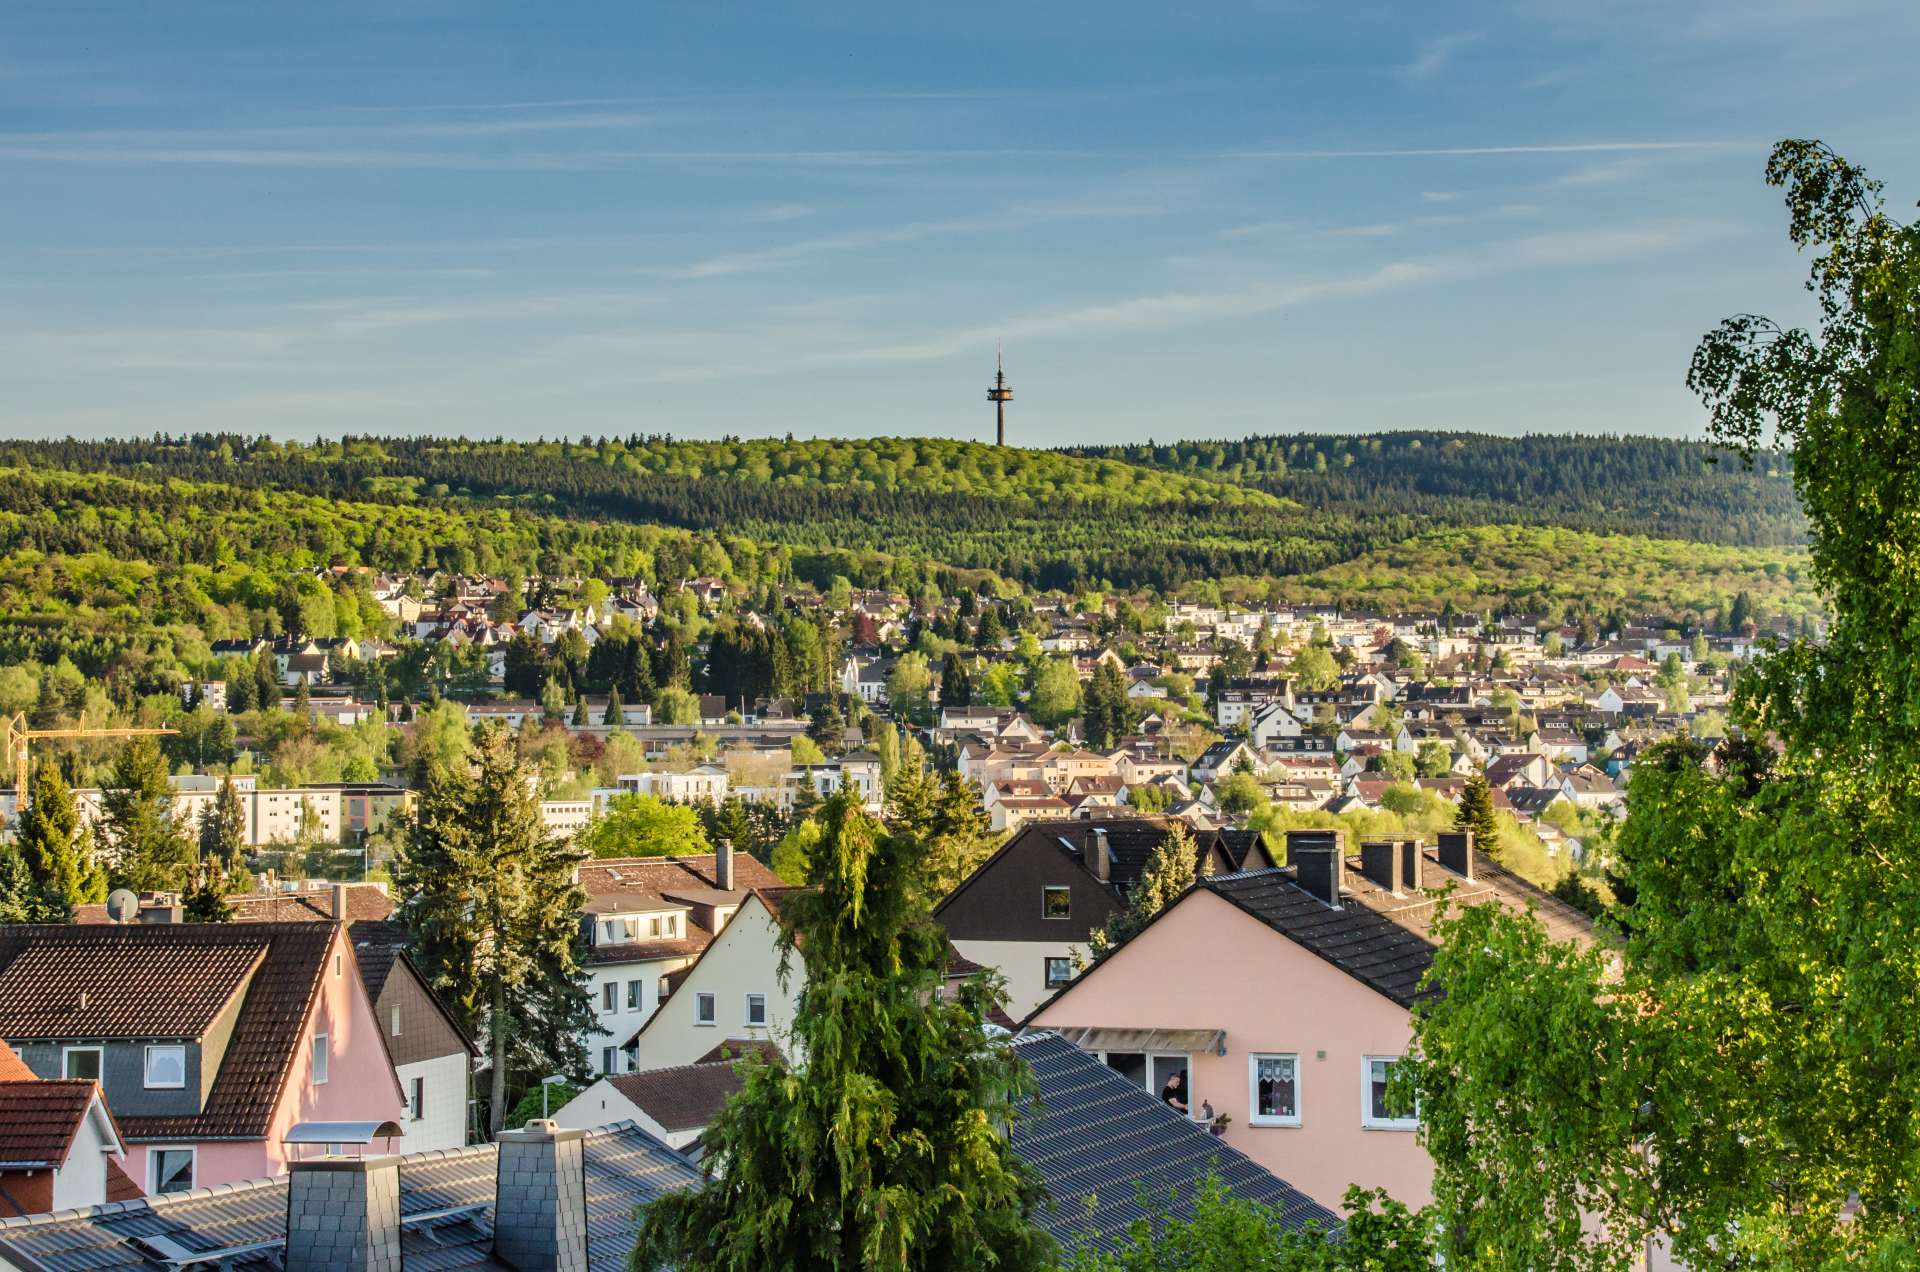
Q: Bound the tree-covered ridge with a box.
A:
[1276,524,1819,628]
[1066,431,1805,548]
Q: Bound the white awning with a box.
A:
[283,1119,405,1144]
[1047,1026,1227,1056]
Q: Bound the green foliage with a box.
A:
[1088,823,1202,961]
[182,856,235,921]
[506,1079,580,1129]
[579,793,711,860]
[1059,1178,1431,1271]
[1082,659,1131,750]
[16,762,99,915]
[655,686,700,725]
[1030,658,1082,729]
[630,793,1054,1271]
[1452,773,1500,859]
[394,725,593,1134]
[101,737,195,892]
[1407,142,1920,1267]
[1287,646,1339,693]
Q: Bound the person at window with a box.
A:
[1160,1069,1189,1115]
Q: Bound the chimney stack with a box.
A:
[332,883,350,921]
[1358,841,1400,896]
[138,903,182,924]
[493,1120,590,1272]
[1287,830,1345,907]
[1399,839,1425,893]
[1437,831,1476,880]
[285,1156,403,1272]
[1085,828,1111,883]
[715,838,734,892]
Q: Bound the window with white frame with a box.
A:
[391,1004,403,1037]
[150,1146,195,1195]
[626,979,643,1010]
[144,1045,186,1090]
[745,993,768,1028]
[63,1046,102,1081]
[695,992,717,1025]
[602,1046,619,1074]
[650,914,663,938]
[1042,886,1071,919]
[409,1076,425,1120]
[311,1034,329,1085]
[1044,957,1073,988]
[602,981,618,1012]
[1361,1057,1418,1129]
[1248,1053,1300,1126]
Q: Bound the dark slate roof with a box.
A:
[0,923,337,1143]
[0,1122,701,1272]
[1202,872,1441,1008]
[1011,1032,1335,1253]
[606,1061,749,1133]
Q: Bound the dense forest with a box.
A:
[1065,432,1803,547]
[4,431,1804,597]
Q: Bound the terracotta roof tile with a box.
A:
[606,1061,751,1133]
[0,933,267,1039]
[0,1081,99,1169]
[0,1040,35,1082]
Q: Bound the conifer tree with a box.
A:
[631,792,1054,1271]
[603,686,625,726]
[1083,658,1131,750]
[183,855,234,921]
[1453,772,1500,859]
[807,699,845,752]
[571,695,590,727]
[253,652,279,714]
[939,652,973,708]
[1088,822,1204,960]
[199,777,249,875]
[16,762,99,916]
[103,738,196,892]
[394,725,594,1134]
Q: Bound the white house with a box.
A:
[624,892,800,1072]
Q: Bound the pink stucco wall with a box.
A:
[122,927,409,1194]
[1031,888,1432,1211]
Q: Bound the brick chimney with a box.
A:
[1084,827,1110,883]
[1358,841,1400,895]
[1398,839,1425,893]
[715,837,734,892]
[1287,829,1345,907]
[332,883,350,921]
[285,1156,402,1272]
[1437,831,1476,880]
[493,1120,590,1272]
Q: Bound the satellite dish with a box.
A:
[106,889,139,923]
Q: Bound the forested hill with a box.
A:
[1,430,1803,594]
[1063,432,1803,548]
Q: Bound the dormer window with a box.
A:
[144,1045,186,1090]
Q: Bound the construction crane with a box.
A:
[6,711,177,816]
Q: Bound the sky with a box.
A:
[3,1,1917,445]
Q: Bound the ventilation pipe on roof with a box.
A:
[494,1121,591,1272]
[284,1155,403,1271]
[716,837,735,892]
[332,883,350,921]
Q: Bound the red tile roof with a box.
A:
[606,1061,751,1134]
[0,1081,105,1170]
[0,1040,34,1082]
[0,923,338,1143]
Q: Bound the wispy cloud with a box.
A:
[1399,33,1481,82]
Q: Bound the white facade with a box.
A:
[584,955,691,1076]
[394,1052,469,1153]
[615,767,730,806]
[539,800,594,838]
[628,896,798,1071]
[950,937,1086,1020]
[47,1095,121,1211]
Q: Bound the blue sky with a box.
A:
[3,1,1916,445]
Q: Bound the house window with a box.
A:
[391,1005,403,1037]
[63,1046,102,1081]
[602,1046,619,1074]
[1362,1057,1419,1130]
[144,1045,187,1090]
[745,993,768,1028]
[1044,957,1073,988]
[650,915,663,938]
[1249,1053,1300,1126]
[627,979,643,1011]
[150,1147,196,1196]
[312,1035,329,1085]
[695,992,717,1026]
[603,982,618,1012]
[665,915,677,936]
[410,1076,425,1120]
[1042,886,1071,920]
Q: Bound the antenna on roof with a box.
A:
[107,888,139,923]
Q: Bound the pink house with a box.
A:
[1027,830,1595,1213]
[0,921,407,1196]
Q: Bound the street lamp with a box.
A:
[539,1074,570,1119]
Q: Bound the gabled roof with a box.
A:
[0,930,268,1040]
[0,1122,699,1272]
[0,923,339,1143]
[1011,1032,1335,1253]
[349,921,480,1058]
[605,1060,752,1133]
[0,1080,120,1173]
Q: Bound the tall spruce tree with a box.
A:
[1082,658,1131,750]
[603,686,625,726]
[183,856,234,921]
[393,725,594,1134]
[1088,821,1204,960]
[630,792,1054,1271]
[938,652,973,708]
[1452,772,1500,859]
[199,777,248,875]
[16,762,99,916]
[102,738,195,892]
[252,652,279,713]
